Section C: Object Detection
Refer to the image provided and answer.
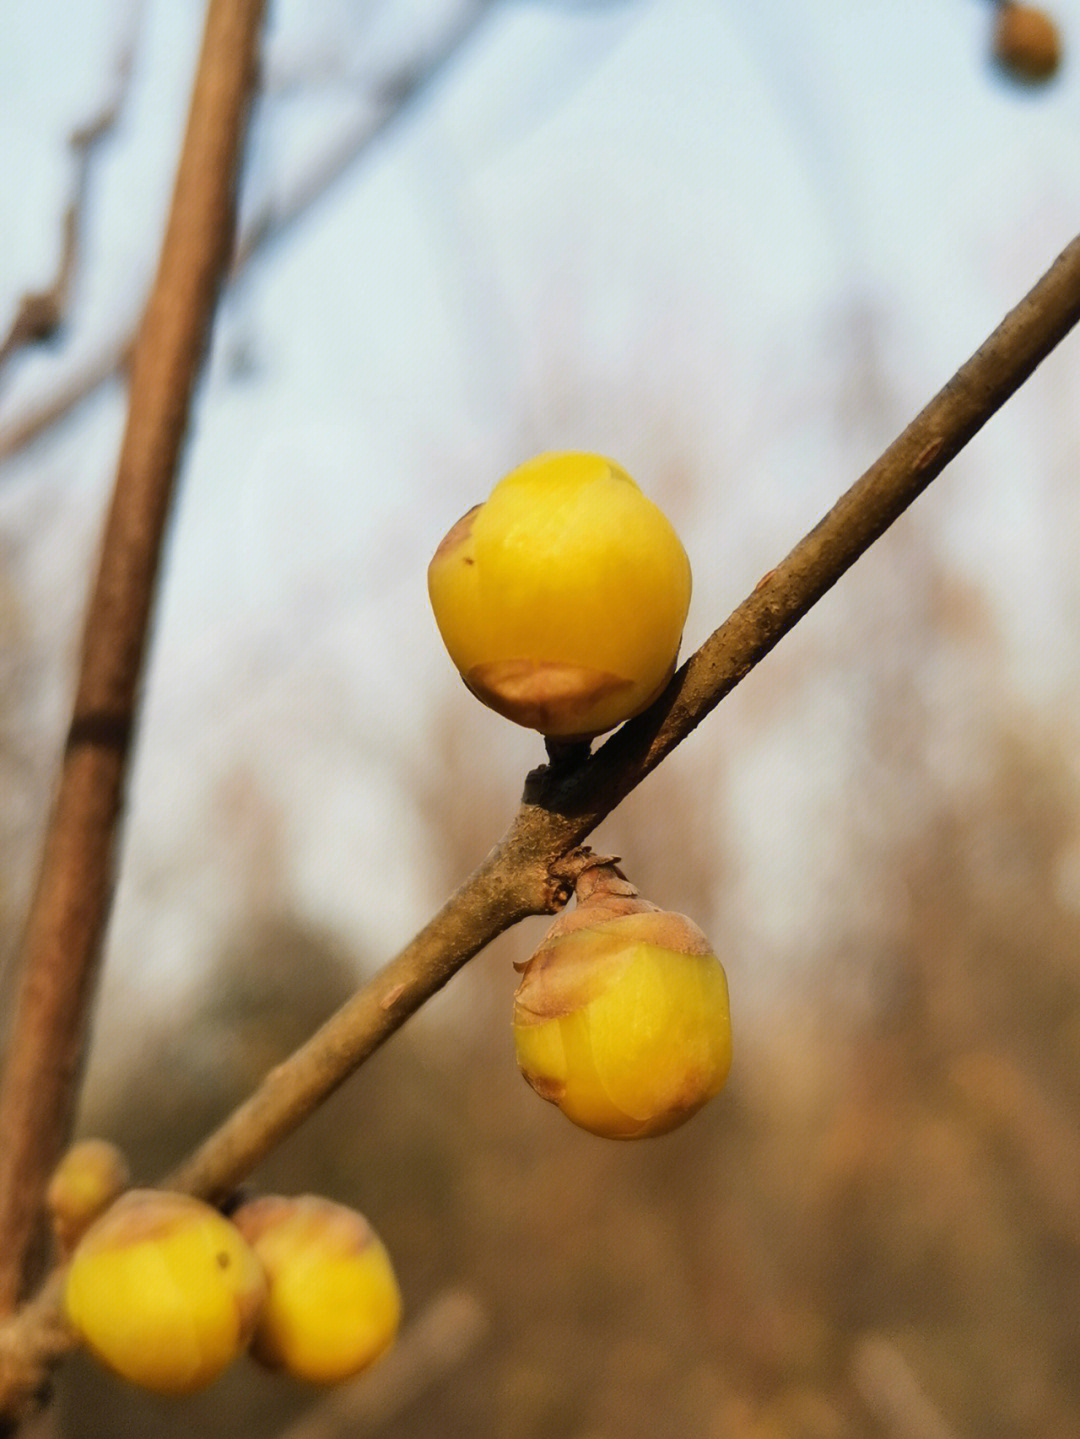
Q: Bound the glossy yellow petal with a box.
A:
[513,924,731,1139]
[64,1191,267,1393]
[233,1196,402,1385]
[586,946,732,1131]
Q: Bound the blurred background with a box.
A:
[3,0,1080,1434]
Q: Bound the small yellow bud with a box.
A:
[63,1190,267,1394]
[231,1196,402,1384]
[993,3,1062,84]
[46,1139,130,1255]
[513,864,731,1138]
[428,453,692,738]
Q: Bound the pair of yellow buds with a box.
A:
[430,456,731,1138]
[51,1149,400,1395]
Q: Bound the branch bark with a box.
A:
[2,209,1080,1439]
[0,0,266,1318]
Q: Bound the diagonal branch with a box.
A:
[0,0,267,1320]
[164,228,1080,1204]
[2,231,1079,1427]
[539,226,1080,831]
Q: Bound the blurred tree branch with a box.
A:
[0,13,141,382]
[0,0,493,465]
[0,0,267,1327]
[851,1335,959,1439]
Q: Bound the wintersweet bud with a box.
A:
[46,1139,130,1256]
[993,3,1061,83]
[231,1195,402,1384]
[63,1190,267,1393]
[513,862,731,1138]
[428,452,692,738]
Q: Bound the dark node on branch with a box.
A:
[522,742,595,810]
[218,1186,254,1219]
[543,736,592,769]
[65,711,134,755]
[0,296,64,363]
[546,878,574,912]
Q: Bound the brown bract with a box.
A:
[232,1195,374,1256]
[517,910,716,1020]
[515,860,714,1020]
[528,859,657,943]
[464,659,640,737]
[430,504,480,563]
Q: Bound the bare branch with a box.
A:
[0,1,494,464]
[0,0,267,1317]
[0,333,133,460]
[537,227,1080,831]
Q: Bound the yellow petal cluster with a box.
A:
[428,452,691,738]
[63,1190,267,1394]
[513,909,731,1138]
[232,1195,402,1384]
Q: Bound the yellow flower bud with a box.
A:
[993,3,1062,84]
[231,1196,402,1384]
[47,1139,130,1255]
[63,1190,267,1393]
[428,453,692,738]
[513,865,731,1138]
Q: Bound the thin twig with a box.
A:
[235,0,492,270]
[851,1335,959,1439]
[0,1,493,465]
[0,18,140,379]
[2,232,1079,1427]
[0,0,267,1320]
